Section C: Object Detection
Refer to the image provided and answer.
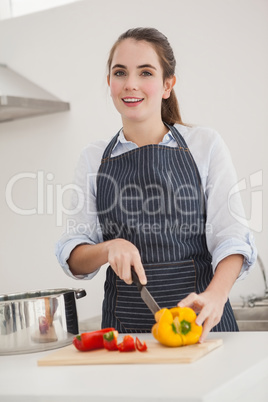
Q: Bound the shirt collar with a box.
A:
[115,128,175,146]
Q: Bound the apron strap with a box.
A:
[101,130,121,162]
[164,123,189,149]
[165,123,207,222]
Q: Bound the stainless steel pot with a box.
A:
[0,288,86,355]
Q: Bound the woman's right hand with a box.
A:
[106,238,147,285]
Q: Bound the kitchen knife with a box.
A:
[131,268,160,316]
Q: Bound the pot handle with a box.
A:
[75,288,87,299]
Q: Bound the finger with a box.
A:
[195,301,214,325]
[197,308,220,342]
[177,293,199,309]
[109,261,119,277]
[111,255,132,284]
[119,259,132,285]
[132,258,147,285]
[195,309,208,327]
[124,272,133,285]
[198,320,210,343]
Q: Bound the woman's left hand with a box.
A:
[178,254,244,342]
[177,290,226,343]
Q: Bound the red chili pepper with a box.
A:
[117,335,136,352]
[73,334,88,351]
[103,330,119,351]
[135,337,147,352]
[73,328,115,351]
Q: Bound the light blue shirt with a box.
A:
[55,124,257,280]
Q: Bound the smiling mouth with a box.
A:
[122,97,144,104]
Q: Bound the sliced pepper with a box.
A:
[103,330,119,351]
[152,307,202,347]
[73,327,115,351]
[135,337,147,352]
[117,335,136,352]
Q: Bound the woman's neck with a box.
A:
[122,119,169,147]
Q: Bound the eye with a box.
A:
[114,70,126,77]
[141,71,153,77]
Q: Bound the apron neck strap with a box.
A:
[164,123,188,149]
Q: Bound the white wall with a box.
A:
[0,0,267,321]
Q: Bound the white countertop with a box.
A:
[0,332,268,402]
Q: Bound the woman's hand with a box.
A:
[177,254,244,342]
[106,238,147,285]
[67,238,147,284]
[177,290,226,343]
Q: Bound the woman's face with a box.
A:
[108,38,174,125]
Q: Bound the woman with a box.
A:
[56,27,256,341]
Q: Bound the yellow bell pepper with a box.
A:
[152,307,202,347]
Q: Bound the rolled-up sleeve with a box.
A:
[55,144,104,280]
[203,131,257,279]
[55,235,100,280]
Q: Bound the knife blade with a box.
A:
[131,268,160,316]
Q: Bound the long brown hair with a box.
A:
[107,27,184,126]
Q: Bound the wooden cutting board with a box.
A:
[38,338,223,365]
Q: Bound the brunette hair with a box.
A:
[107,27,184,126]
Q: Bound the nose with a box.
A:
[124,74,138,91]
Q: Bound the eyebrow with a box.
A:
[111,63,157,70]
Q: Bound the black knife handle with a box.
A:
[131,267,143,291]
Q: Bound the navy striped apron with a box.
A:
[96,124,238,333]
